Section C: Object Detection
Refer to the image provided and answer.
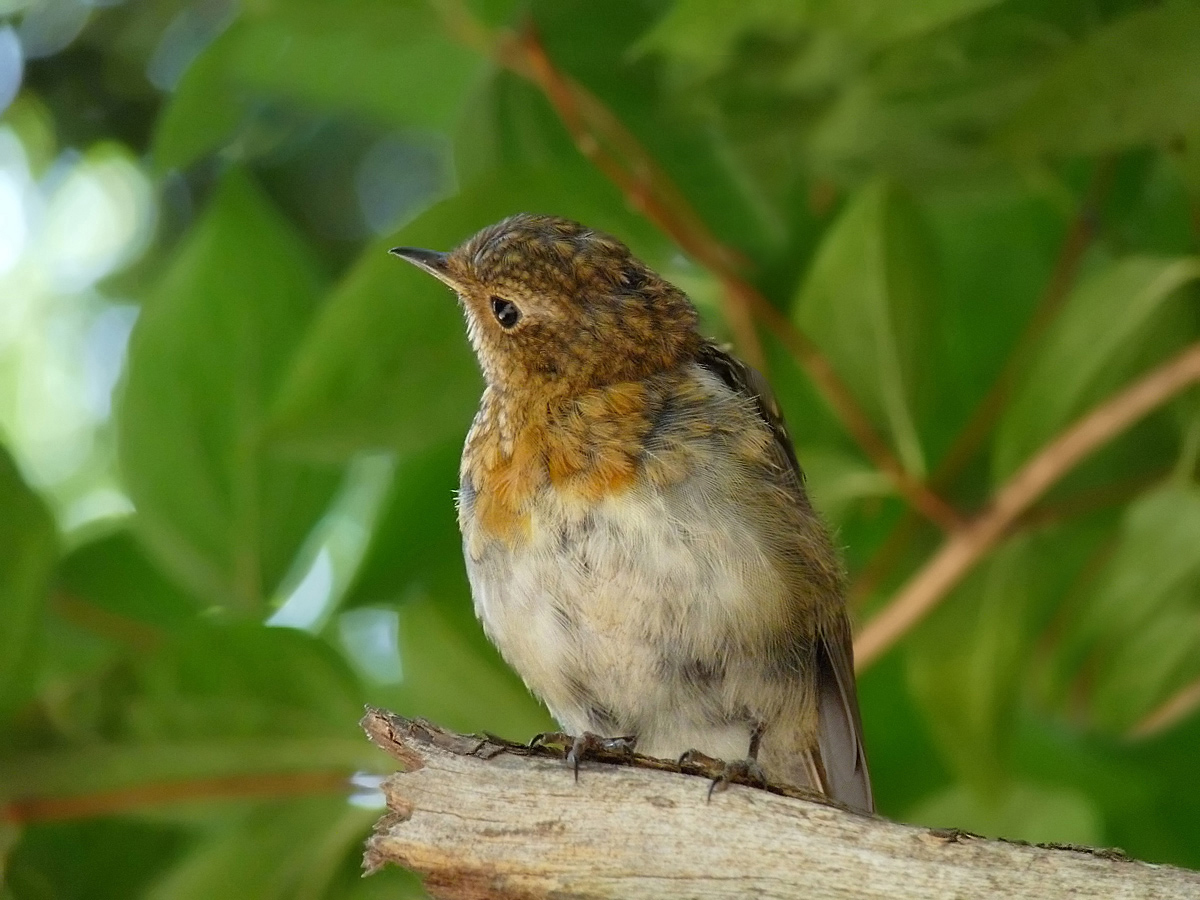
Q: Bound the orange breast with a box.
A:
[464,381,654,546]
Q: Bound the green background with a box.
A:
[2,0,1200,895]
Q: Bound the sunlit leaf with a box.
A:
[792,179,934,476]
[118,170,341,612]
[1007,4,1200,157]
[0,447,57,717]
[993,256,1200,479]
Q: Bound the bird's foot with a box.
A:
[678,750,768,800]
[529,731,636,780]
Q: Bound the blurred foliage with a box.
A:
[1,0,1200,895]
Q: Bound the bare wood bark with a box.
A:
[361,709,1199,900]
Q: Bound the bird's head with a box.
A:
[391,214,700,394]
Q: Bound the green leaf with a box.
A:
[153,2,482,171]
[145,799,375,900]
[801,446,894,526]
[993,256,1200,480]
[911,780,1103,847]
[269,164,668,459]
[5,819,188,900]
[377,593,552,737]
[56,528,200,629]
[1060,485,1200,733]
[1007,4,1200,158]
[152,32,244,171]
[906,537,1032,789]
[344,440,463,607]
[0,447,57,717]
[118,170,341,612]
[641,0,1002,67]
[127,622,364,741]
[0,731,373,807]
[792,179,934,476]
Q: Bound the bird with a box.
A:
[390,214,873,813]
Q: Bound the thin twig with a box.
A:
[0,772,353,824]
[1128,675,1200,739]
[442,12,962,529]
[1014,469,1168,532]
[854,342,1200,670]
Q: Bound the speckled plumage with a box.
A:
[392,214,873,812]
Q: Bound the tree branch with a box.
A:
[360,708,1200,900]
[855,341,1200,670]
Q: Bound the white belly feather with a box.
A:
[464,474,787,762]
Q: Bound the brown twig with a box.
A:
[1014,469,1168,532]
[441,12,962,529]
[0,771,353,824]
[1127,675,1200,739]
[854,341,1200,670]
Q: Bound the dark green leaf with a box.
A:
[56,528,200,629]
[145,800,374,900]
[1007,4,1200,157]
[0,448,57,717]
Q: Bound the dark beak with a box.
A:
[389,246,459,291]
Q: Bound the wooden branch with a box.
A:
[855,341,1200,670]
[360,709,1199,900]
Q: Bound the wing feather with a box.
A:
[696,342,874,813]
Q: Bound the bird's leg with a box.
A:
[566,732,637,780]
[529,731,636,780]
[681,722,770,800]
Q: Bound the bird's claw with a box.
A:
[678,750,768,800]
[565,732,637,781]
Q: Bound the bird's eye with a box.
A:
[490,296,521,329]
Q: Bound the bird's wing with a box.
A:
[696,342,874,813]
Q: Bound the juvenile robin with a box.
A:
[391,214,873,812]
